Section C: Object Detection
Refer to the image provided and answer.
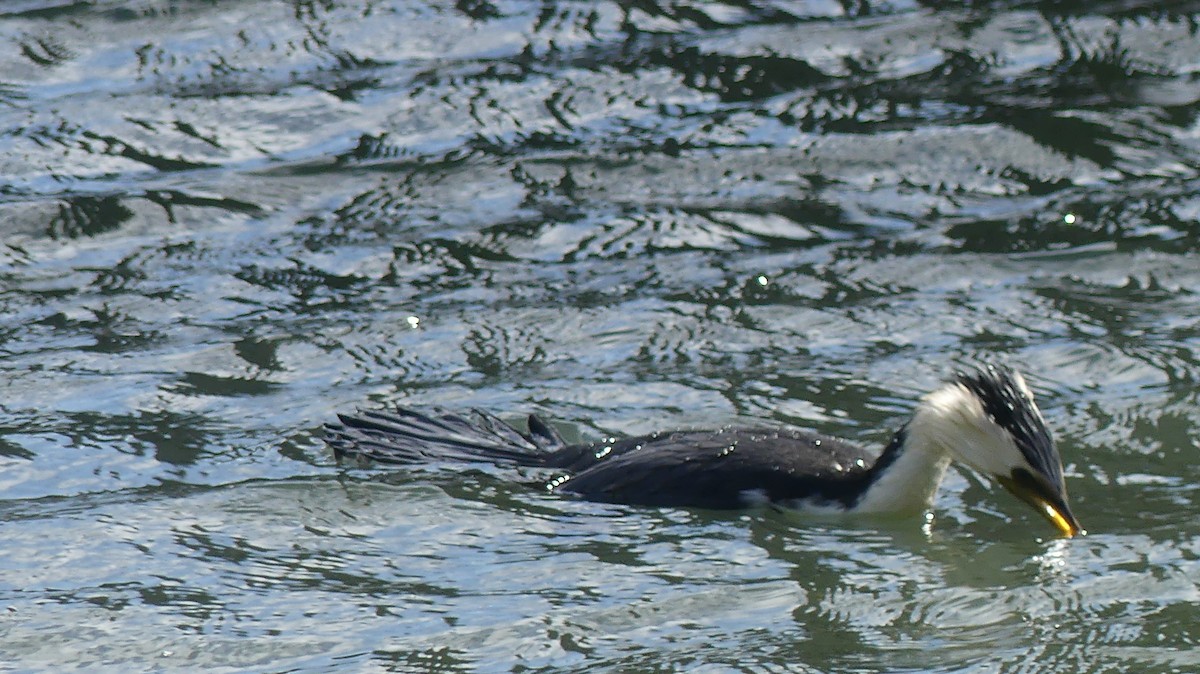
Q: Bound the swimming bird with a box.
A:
[326,364,1083,537]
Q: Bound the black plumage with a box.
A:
[326,407,908,510]
[324,364,1082,536]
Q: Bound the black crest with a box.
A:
[954,364,1064,489]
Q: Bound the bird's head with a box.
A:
[911,364,1084,537]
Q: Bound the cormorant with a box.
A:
[326,364,1083,537]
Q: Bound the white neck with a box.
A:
[852,423,952,514]
[852,381,1001,514]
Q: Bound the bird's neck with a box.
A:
[852,419,953,514]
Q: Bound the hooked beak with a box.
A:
[996,468,1084,538]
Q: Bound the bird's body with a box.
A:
[326,365,1083,537]
[547,427,881,511]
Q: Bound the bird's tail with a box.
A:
[326,406,566,468]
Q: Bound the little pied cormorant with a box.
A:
[326,364,1083,537]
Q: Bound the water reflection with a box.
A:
[0,0,1198,672]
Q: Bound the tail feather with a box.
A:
[526,413,566,452]
[327,406,558,468]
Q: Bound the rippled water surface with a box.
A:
[2,1,1199,672]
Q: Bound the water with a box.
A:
[1,1,1198,672]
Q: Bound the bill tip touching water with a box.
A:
[326,363,1083,538]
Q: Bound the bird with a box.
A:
[325,364,1083,537]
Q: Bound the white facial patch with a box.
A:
[909,382,1029,478]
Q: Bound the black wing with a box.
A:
[554,428,877,509]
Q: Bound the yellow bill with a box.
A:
[997,473,1084,538]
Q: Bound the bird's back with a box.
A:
[550,427,879,509]
[329,407,884,510]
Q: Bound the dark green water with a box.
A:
[1,1,1198,672]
